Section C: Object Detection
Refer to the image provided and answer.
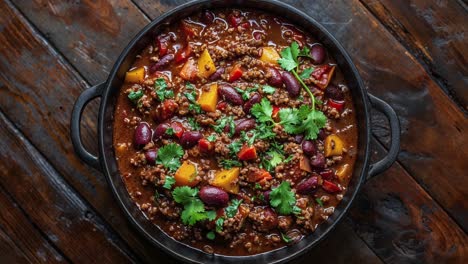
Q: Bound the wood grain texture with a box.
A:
[0,111,134,263]
[0,185,66,263]
[360,0,468,110]
[0,228,32,264]
[0,1,177,263]
[349,139,468,263]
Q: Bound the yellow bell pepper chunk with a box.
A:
[197,83,218,112]
[335,164,350,182]
[212,167,240,194]
[174,161,199,187]
[197,49,216,78]
[324,134,344,157]
[124,67,145,83]
[259,47,280,65]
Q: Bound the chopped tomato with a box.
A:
[179,58,198,81]
[181,21,197,38]
[198,138,213,153]
[175,44,192,64]
[254,169,272,182]
[238,145,257,161]
[152,99,178,122]
[229,64,243,82]
[272,106,281,118]
[311,65,336,89]
[156,35,170,56]
[327,99,345,112]
[322,180,341,193]
[170,122,185,138]
[216,101,228,110]
[240,22,250,29]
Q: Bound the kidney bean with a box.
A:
[320,169,335,181]
[294,134,304,144]
[145,149,158,164]
[199,186,229,207]
[201,10,215,24]
[218,84,243,105]
[267,67,283,87]
[282,71,300,97]
[310,153,325,168]
[243,93,261,113]
[263,190,271,202]
[153,123,170,140]
[253,31,264,40]
[310,44,326,64]
[134,122,152,146]
[325,85,344,101]
[301,140,316,156]
[179,131,203,149]
[209,67,224,81]
[235,118,256,135]
[149,54,174,73]
[296,176,318,194]
[259,207,278,231]
[322,180,341,193]
[318,129,328,140]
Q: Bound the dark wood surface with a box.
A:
[0,0,466,263]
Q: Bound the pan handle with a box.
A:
[367,93,400,178]
[70,83,105,170]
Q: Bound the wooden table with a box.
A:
[0,0,466,263]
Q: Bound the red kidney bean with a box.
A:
[296,176,318,194]
[149,54,174,73]
[199,186,229,207]
[322,180,341,193]
[179,131,203,149]
[294,134,304,144]
[253,31,264,40]
[224,118,245,133]
[267,67,283,87]
[134,122,152,146]
[318,129,328,140]
[325,85,344,101]
[260,207,278,231]
[218,84,243,105]
[209,67,224,81]
[263,190,271,202]
[310,153,325,168]
[282,71,300,97]
[235,118,256,135]
[301,140,316,156]
[320,169,335,181]
[153,123,170,140]
[310,44,326,65]
[243,93,261,113]
[145,149,158,164]
[201,10,215,24]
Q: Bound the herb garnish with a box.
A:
[279,105,327,140]
[220,159,242,169]
[163,176,175,189]
[187,117,201,130]
[184,83,202,113]
[206,231,215,240]
[215,218,224,232]
[156,143,184,172]
[154,78,174,101]
[172,186,216,226]
[128,90,144,103]
[235,86,258,100]
[213,116,234,136]
[225,199,242,218]
[262,85,276,94]
[269,181,296,215]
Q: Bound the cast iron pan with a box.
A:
[71,1,400,263]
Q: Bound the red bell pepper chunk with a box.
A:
[198,138,213,153]
[229,64,243,82]
[216,101,228,111]
[170,122,185,138]
[238,145,257,161]
[272,106,281,118]
[254,169,272,182]
[240,22,250,29]
[181,21,197,38]
[157,35,170,56]
[319,169,335,181]
[175,45,192,64]
[322,180,341,193]
[327,99,345,112]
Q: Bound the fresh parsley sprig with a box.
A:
[156,143,184,172]
[172,186,216,226]
[154,78,174,101]
[269,181,296,215]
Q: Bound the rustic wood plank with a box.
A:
[359,0,468,110]
[349,138,468,263]
[0,185,67,263]
[0,1,177,263]
[280,0,468,231]
[0,228,32,264]
[0,111,134,263]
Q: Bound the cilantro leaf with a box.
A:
[279,105,327,140]
[278,44,298,71]
[165,127,175,136]
[262,142,285,172]
[172,186,212,226]
[235,86,258,100]
[269,181,296,215]
[187,117,201,130]
[215,218,224,232]
[213,116,235,136]
[299,67,314,80]
[128,90,144,103]
[184,84,202,114]
[255,122,276,140]
[316,198,324,207]
[154,78,174,101]
[206,134,217,142]
[220,159,242,169]
[251,98,273,123]
[206,231,215,240]
[225,199,242,218]
[163,176,176,189]
[228,140,242,156]
[281,232,292,243]
[262,85,276,94]
[156,143,184,172]
[206,210,217,221]
[240,131,256,146]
